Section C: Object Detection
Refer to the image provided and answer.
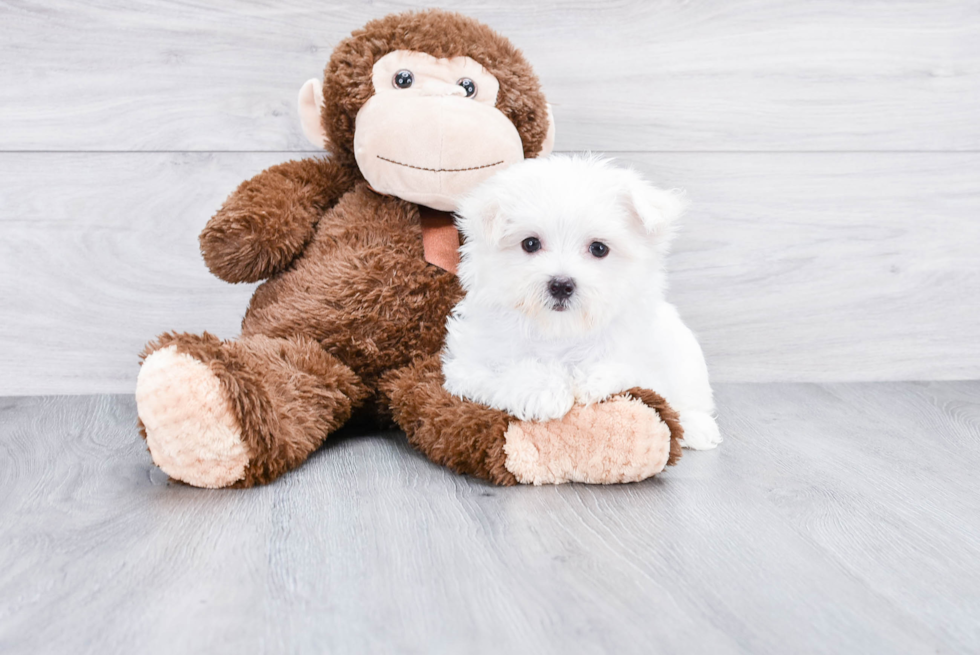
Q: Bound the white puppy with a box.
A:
[441,154,721,450]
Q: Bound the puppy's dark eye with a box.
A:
[393,70,414,89]
[521,237,541,253]
[589,241,609,258]
[457,78,477,98]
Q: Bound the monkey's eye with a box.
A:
[521,237,541,253]
[589,241,609,258]
[457,78,477,98]
[393,70,414,89]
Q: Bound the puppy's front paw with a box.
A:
[574,375,616,406]
[573,364,628,405]
[515,387,576,422]
[679,411,722,450]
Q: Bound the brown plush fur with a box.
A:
[237,184,463,398]
[138,9,682,486]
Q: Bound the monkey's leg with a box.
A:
[381,356,518,484]
[382,357,683,486]
[136,332,368,488]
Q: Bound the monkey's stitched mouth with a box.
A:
[377,155,505,173]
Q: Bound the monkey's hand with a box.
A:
[199,158,356,283]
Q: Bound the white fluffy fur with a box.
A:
[441,154,721,450]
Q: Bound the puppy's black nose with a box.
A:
[547,276,576,300]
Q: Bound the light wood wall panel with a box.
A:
[1,151,977,394]
[1,0,977,152]
[1,1,977,393]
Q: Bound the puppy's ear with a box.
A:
[623,176,687,246]
[456,195,505,246]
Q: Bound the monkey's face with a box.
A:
[351,51,528,211]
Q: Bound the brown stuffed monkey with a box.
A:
[135,9,682,488]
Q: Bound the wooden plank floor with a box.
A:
[2,382,978,654]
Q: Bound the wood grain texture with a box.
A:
[1,383,978,654]
[1,0,978,152]
[1,151,977,394]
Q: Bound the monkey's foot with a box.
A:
[502,388,682,485]
[136,345,249,488]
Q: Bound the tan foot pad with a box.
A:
[503,395,672,485]
[136,345,248,488]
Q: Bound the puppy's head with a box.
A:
[455,154,686,338]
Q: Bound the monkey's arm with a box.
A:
[199,158,357,283]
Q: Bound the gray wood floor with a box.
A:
[2,382,978,654]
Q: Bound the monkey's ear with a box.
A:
[298,78,329,149]
[537,103,556,157]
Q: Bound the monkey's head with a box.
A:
[298,10,555,212]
